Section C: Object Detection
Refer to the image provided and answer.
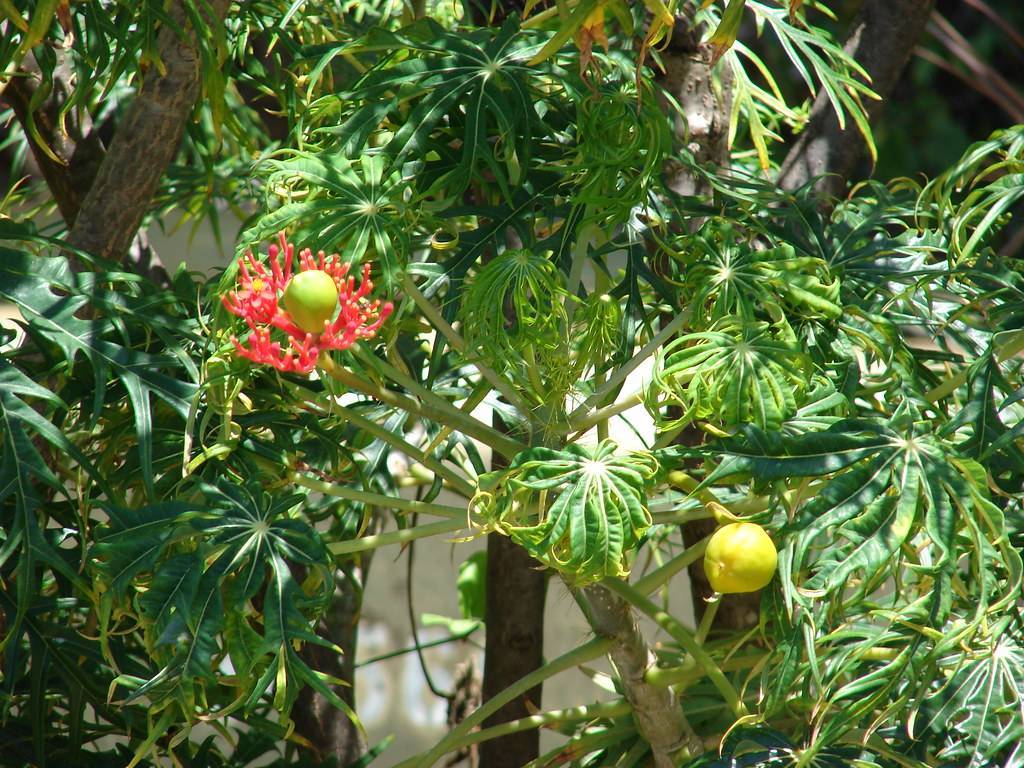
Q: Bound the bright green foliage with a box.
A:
[2,1,1024,767]
[243,153,409,285]
[674,222,842,325]
[648,319,812,431]
[92,480,342,719]
[478,441,656,582]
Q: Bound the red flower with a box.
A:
[222,232,393,372]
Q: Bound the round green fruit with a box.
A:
[703,522,778,594]
[283,270,339,334]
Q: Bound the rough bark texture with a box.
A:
[777,0,938,196]
[659,15,734,199]
[580,585,700,768]
[293,559,368,766]
[479,533,547,768]
[67,0,231,261]
[3,53,104,225]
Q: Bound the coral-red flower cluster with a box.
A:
[222,232,393,372]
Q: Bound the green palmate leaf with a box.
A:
[714,0,877,168]
[459,246,577,404]
[481,441,656,582]
[90,479,338,719]
[703,419,1021,612]
[326,17,550,199]
[0,360,98,660]
[685,724,872,767]
[918,622,1024,767]
[706,0,747,63]
[918,126,1024,263]
[674,221,842,329]
[572,82,672,226]
[243,152,408,285]
[647,319,812,432]
[940,346,1024,484]
[0,250,197,498]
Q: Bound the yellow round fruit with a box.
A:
[703,522,778,594]
[283,270,339,333]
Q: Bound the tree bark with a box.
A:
[67,0,231,262]
[777,0,938,196]
[659,14,733,199]
[579,584,701,768]
[3,53,104,226]
[293,559,369,766]
[479,533,547,768]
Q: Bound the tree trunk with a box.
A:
[479,528,547,768]
[67,0,231,263]
[579,584,700,768]
[293,559,369,766]
[656,12,763,633]
[660,14,733,199]
[777,0,938,196]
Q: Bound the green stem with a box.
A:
[694,594,720,645]
[319,354,525,459]
[398,637,615,768]
[441,699,631,755]
[400,272,534,418]
[570,390,644,434]
[633,537,710,596]
[326,401,476,497]
[564,215,595,327]
[603,578,745,718]
[356,624,482,669]
[569,311,688,425]
[644,651,764,688]
[649,508,714,526]
[522,343,548,399]
[293,474,471,520]
[327,518,466,556]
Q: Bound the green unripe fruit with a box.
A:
[703,522,778,594]
[283,270,339,334]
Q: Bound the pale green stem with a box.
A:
[522,343,548,399]
[352,345,512,437]
[439,699,631,755]
[603,578,746,718]
[356,621,482,668]
[633,537,710,596]
[326,401,476,497]
[319,354,525,459]
[520,0,580,26]
[399,272,534,418]
[570,390,644,434]
[328,518,466,556]
[422,378,490,460]
[564,216,596,327]
[652,420,690,450]
[649,508,714,526]
[293,474,470,520]
[569,311,688,425]
[398,637,615,768]
[644,651,764,688]
[694,594,720,645]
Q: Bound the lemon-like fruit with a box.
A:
[283,270,339,334]
[703,522,778,594]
